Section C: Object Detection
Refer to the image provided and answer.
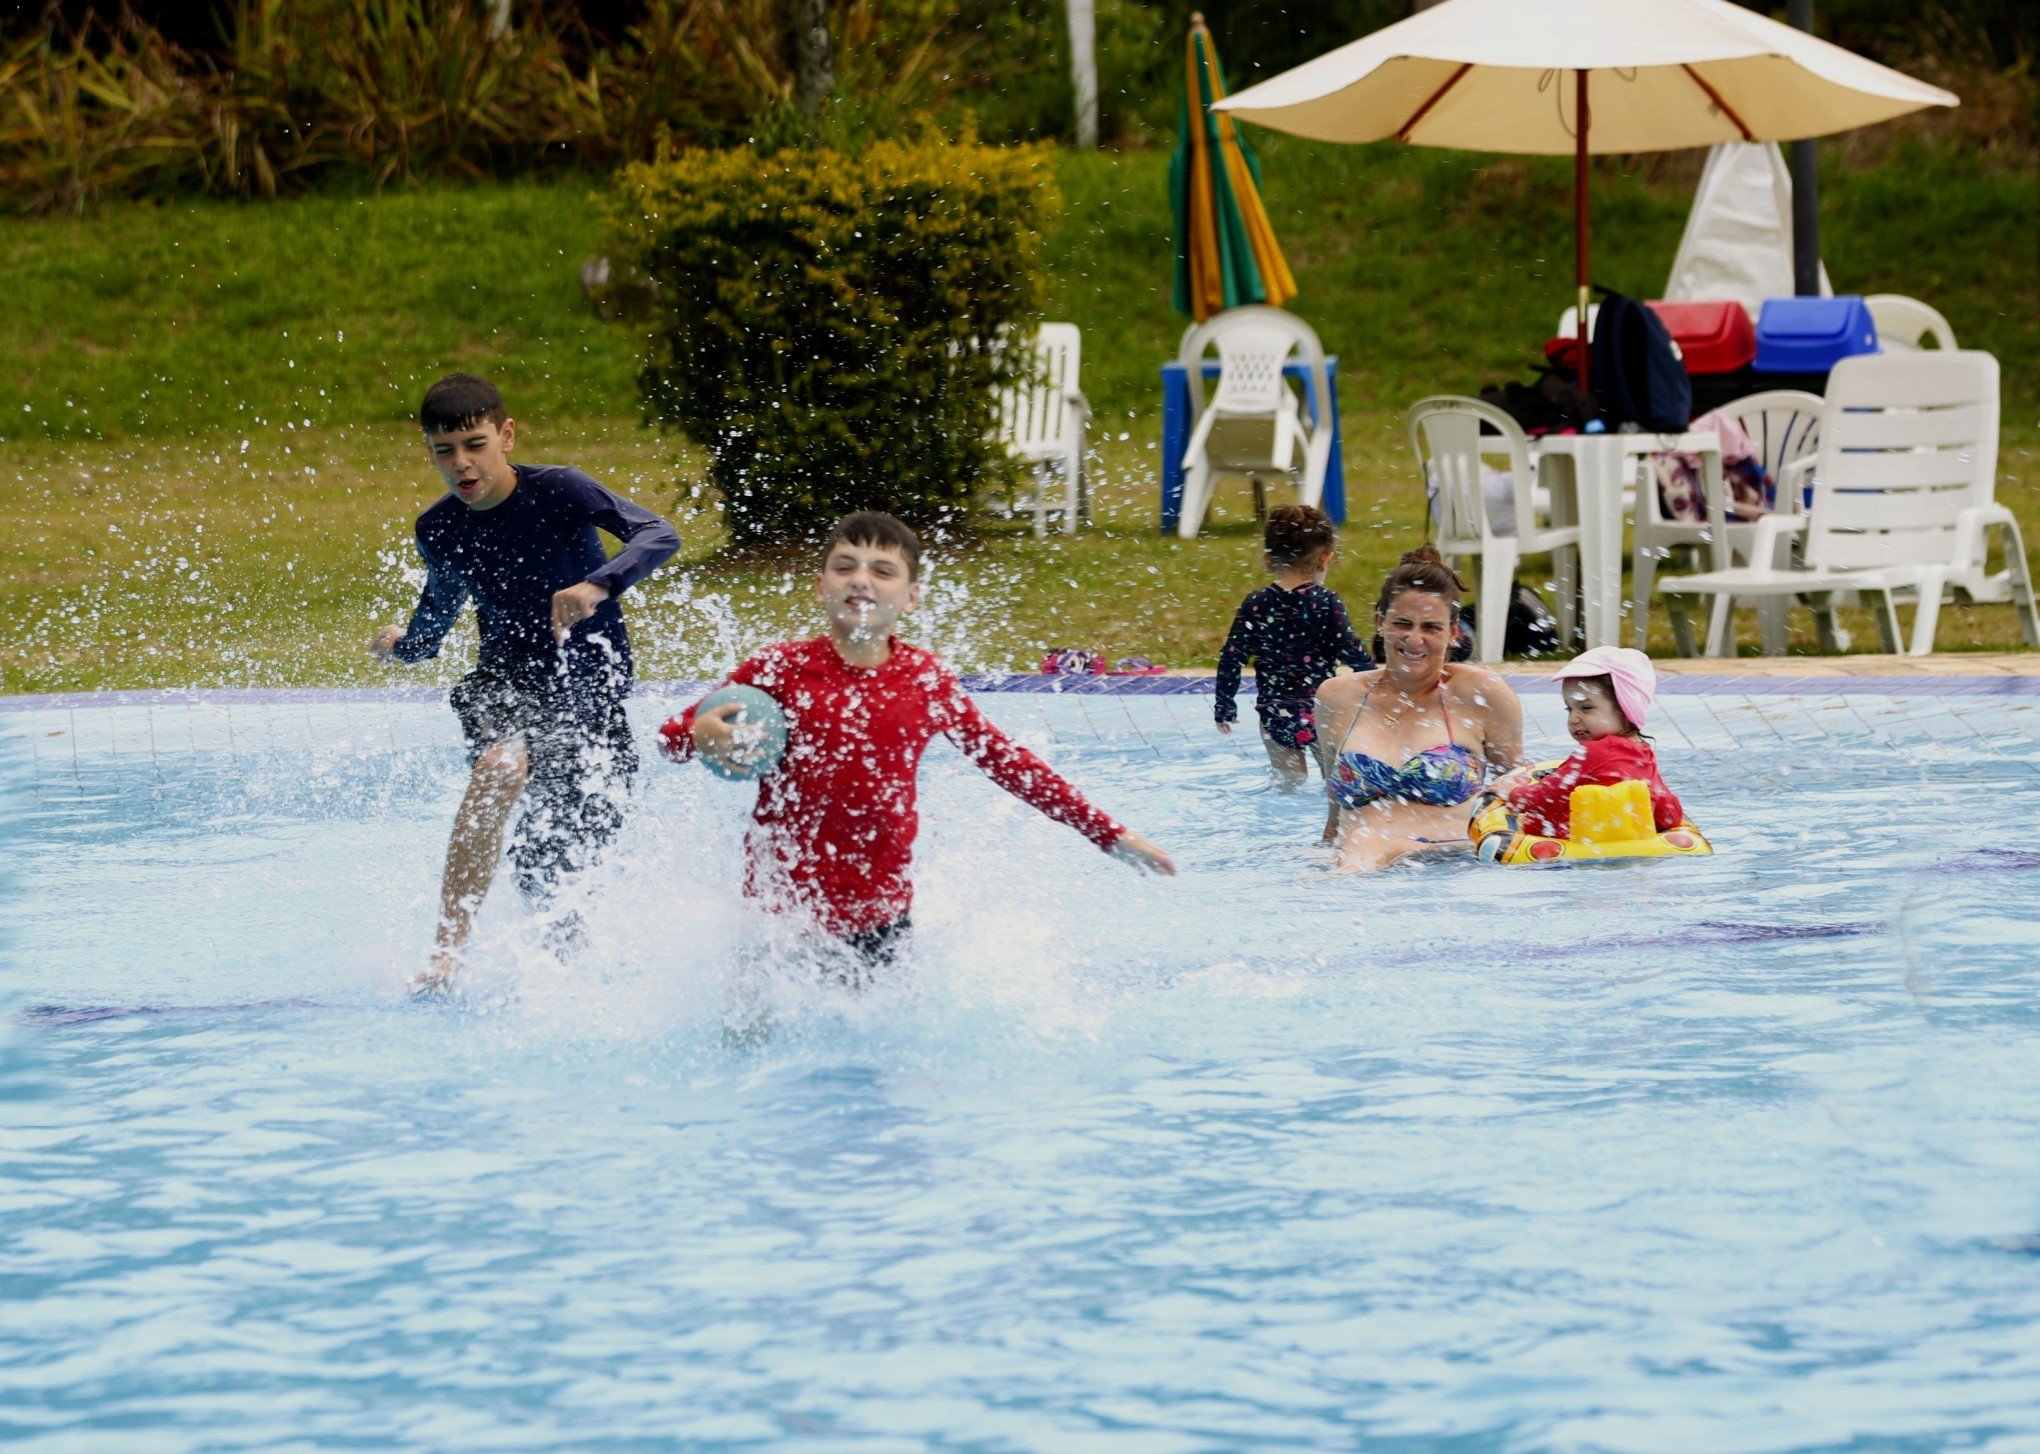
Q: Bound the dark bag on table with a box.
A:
[1480,366,1598,435]
[1593,290,1692,431]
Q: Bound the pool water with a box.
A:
[4,683,2039,1451]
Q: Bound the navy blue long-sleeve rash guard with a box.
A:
[393,464,680,691]
[1215,582,1374,724]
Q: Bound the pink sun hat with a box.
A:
[1552,646,1658,731]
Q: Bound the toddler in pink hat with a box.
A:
[1493,647,1684,839]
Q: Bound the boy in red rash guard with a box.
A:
[1494,646,1684,838]
[659,512,1175,964]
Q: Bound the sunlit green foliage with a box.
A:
[602,134,1056,542]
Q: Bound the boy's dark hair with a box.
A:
[419,373,507,433]
[823,511,922,580]
[1263,504,1337,567]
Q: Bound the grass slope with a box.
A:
[1,139,2034,694]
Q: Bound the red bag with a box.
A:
[1646,300,1756,376]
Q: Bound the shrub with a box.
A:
[606,133,1058,543]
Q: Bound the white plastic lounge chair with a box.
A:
[1865,294,1957,352]
[1176,306,1334,539]
[1630,389,1823,651]
[1407,396,1580,662]
[994,322,1089,537]
[1656,351,2037,656]
[1555,304,1601,343]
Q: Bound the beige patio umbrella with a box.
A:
[1211,0,1955,389]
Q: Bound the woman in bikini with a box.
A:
[1313,546,1528,870]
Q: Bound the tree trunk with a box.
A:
[794,0,835,119]
[1067,0,1098,149]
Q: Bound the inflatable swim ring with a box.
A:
[1469,764,1713,864]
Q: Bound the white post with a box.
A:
[485,0,511,40]
[1067,0,1098,149]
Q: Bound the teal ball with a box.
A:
[696,684,788,782]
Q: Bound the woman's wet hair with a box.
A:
[1375,544,1467,618]
[1263,504,1337,567]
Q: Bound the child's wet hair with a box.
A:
[1263,504,1336,567]
[1564,673,1645,735]
[1563,673,1618,706]
[419,373,507,433]
[823,511,922,580]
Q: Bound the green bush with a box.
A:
[605,134,1058,544]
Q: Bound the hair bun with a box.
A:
[1375,542,1469,616]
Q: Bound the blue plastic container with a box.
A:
[1754,295,1881,373]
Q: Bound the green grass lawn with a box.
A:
[1,138,2034,694]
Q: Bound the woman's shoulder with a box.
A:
[1315,670,1371,707]
[1442,662,1520,708]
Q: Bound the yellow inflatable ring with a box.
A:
[1469,762,1713,865]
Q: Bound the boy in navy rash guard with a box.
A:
[1215,504,1373,787]
[371,374,680,988]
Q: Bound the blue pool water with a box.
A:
[3,683,2039,1451]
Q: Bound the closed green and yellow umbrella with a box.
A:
[1171,12,1297,323]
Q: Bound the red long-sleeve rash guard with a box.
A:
[661,636,1125,934]
[1504,734,1684,839]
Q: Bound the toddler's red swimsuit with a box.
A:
[1504,735,1683,838]
[661,636,1124,935]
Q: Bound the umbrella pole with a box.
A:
[1574,68,1590,394]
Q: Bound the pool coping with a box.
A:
[5,653,2040,711]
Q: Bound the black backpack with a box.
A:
[1593,291,1691,431]
[1453,585,1563,661]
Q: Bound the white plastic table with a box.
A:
[1531,430,1725,650]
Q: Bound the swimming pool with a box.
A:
[4,678,2038,1450]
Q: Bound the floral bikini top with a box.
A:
[1330,681,1486,810]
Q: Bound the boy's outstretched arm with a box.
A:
[373,537,469,663]
[549,470,683,640]
[938,677,1176,876]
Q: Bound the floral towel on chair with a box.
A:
[1653,410,1773,524]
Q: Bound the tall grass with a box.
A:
[0,0,968,213]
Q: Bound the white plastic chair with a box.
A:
[1555,304,1600,342]
[1865,294,1957,352]
[1176,306,1334,540]
[1657,351,2037,656]
[1630,389,1823,651]
[993,322,1089,537]
[1407,396,1580,662]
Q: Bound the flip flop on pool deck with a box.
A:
[368,373,680,993]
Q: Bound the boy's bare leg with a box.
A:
[416,741,530,990]
[1262,731,1312,790]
